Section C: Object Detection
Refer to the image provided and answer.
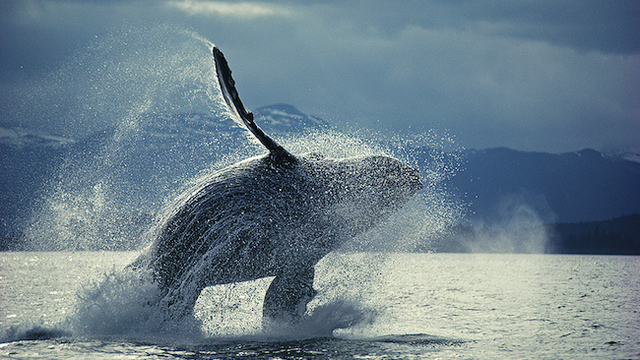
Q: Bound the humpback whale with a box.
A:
[133,46,423,325]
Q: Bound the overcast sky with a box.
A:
[1,0,638,153]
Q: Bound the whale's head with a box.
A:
[300,153,423,236]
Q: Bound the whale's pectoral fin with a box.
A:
[212,46,296,164]
[263,266,316,325]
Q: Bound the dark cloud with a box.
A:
[0,0,638,153]
[462,0,640,55]
[284,1,640,54]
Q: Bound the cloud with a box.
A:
[465,0,640,55]
[0,0,638,153]
[220,8,637,151]
[332,0,640,55]
[166,0,293,19]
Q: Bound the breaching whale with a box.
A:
[132,46,423,325]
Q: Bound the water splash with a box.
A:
[63,254,384,341]
[8,25,466,340]
[21,26,229,251]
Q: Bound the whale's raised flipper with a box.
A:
[213,46,311,324]
[263,266,317,325]
[213,46,296,164]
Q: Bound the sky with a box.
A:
[1,0,638,153]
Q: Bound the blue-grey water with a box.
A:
[1,251,638,359]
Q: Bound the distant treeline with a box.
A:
[547,213,640,255]
[430,214,640,255]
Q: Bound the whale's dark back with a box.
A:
[146,152,422,290]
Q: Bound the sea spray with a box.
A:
[65,260,378,340]
[7,25,465,341]
[69,267,166,337]
[21,25,228,252]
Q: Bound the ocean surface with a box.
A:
[1,251,639,359]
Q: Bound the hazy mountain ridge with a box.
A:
[1,104,639,253]
[0,104,327,249]
[254,104,331,133]
[450,147,640,224]
[1,128,72,240]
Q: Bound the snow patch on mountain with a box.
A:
[620,152,640,163]
[254,104,331,133]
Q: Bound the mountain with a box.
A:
[2,104,639,253]
[0,104,329,249]
[618,151,640,163]
[426,147,640,254]
[254,104,331,133]
[0,127,74,238]
[447,147,640,223]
